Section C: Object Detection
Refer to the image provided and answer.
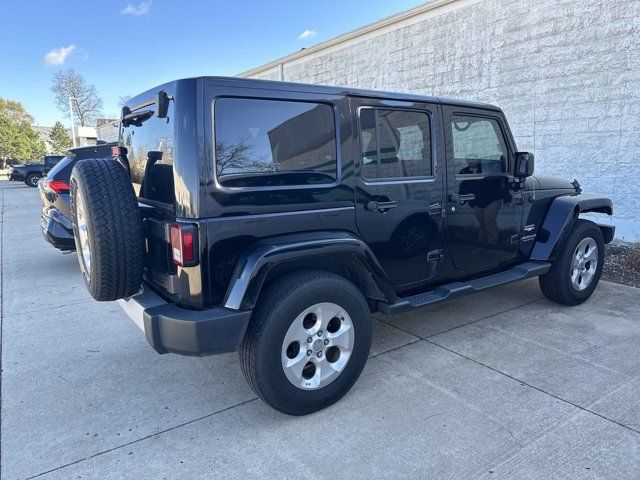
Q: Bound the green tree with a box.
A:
[49,121,72,154]
[0,97,46,165]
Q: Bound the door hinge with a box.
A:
[427,249,444,262]
[510,233,522,245]
[428,203,445,218]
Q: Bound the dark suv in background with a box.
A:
[39,143,118,250]
[69,77,614,415]
[8,155,64,186]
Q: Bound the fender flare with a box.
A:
[530,194,613,261]
[223,231,393,310]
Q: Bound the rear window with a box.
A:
[121,100,175,205]
[214,97,338,188]
[46,156,72,179]
[44,156,63,169]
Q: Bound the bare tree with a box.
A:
[215,140,273,176]
[51,69,103,126]
[118,95,132,108]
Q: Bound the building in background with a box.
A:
[96,118,119,143]
[34,126,53,152]
[34,125,97,151]
[73,126,97,147]
[241,0,639,239]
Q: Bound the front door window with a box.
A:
[451,115,508,176]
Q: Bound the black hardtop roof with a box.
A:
[127,76,500,112]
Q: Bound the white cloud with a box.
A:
[298,29,317,40]
[43,45,76,66]
[121,0,152,16]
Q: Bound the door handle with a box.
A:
[448,193,475,204]
[366,200,398,212]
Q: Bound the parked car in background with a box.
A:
[8,155,64,186]
[69,77,614,415]
[39,143,118,250]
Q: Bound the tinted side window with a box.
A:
[214,98,337,188]
[359,108,432,180]
[451,115,508,175]
[121,101,175,205]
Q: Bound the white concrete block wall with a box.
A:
[244,0,640,239]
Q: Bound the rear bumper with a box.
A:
[40,208,75,250]
[40,208,76,250]
[117,283,252,356]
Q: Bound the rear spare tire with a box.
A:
[70,159,144,301]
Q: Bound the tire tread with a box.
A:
[70,159,144,301]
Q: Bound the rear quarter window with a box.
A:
[213,97,338,188]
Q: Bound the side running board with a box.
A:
[379,261,551,315]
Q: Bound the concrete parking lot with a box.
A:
[1,178,639,479]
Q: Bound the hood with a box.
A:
[530,174,576,191]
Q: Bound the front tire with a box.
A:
[240,271,372,415]
[25,172,42,187]
[539,219,604,306]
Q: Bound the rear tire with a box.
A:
[240,271,372,415]
[70,159,144,301]
[25,172,41,187]
[539,219,604,306]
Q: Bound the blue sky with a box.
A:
[0,0,425,127]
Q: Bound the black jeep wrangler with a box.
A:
[70,77,614,415]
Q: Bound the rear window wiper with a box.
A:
[122,109,154,127]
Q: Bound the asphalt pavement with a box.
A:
[1,178,639,479]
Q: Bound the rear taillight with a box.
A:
[48,179,70,194]
[110,145,128,157]
[170,223,197,267]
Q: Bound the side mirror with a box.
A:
[514,152,534,178]
[156,90,171,119]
